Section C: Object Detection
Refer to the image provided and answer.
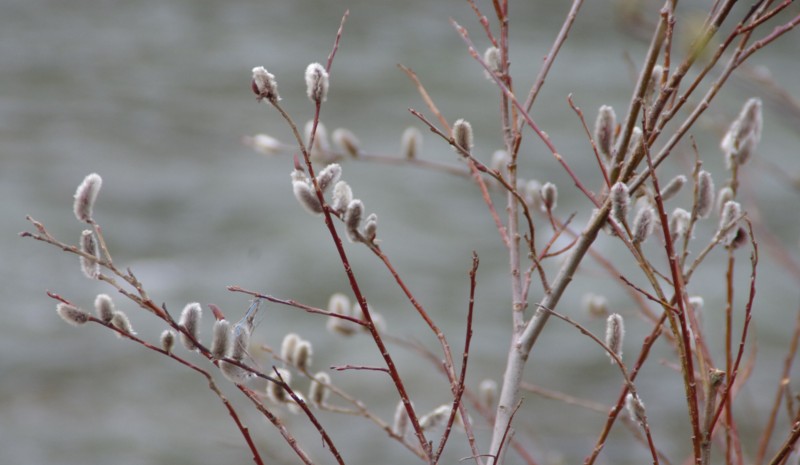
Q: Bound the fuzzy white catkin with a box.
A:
[210,320,231,360]
[610,182,630,225]
[315,163,342,193]
[344,199,364,243]
[332,128,360,157]
[479,379,498,409]
[94,294,115,323]
[161,330,176,354]
[717,187,734,215]
[392,400,409,436]
[401,127,422,160]
[179,303,202,351]
[632,205,655,244]
[281,333,300,365]
[695,170,715,219]
[718,200,742,236]
[304,63,329,103]
[331,181,353,214]
[594,105,616,160]
[267,368,292,404]
[251,66,280,102]
[111,311,135,337]
[491,150,511,176]
[291,170,323,215]
[326,293,357,336]
[220,361,251,384]
[625,393,647,426]
[79,230,100,279]
[363,213,378,243]
[73,173,102,223]
[721,98,762,167]
[452,119,473,153]
[293,340,313,371]
[308,372,331,407]
[524,180,543,212]
[605,313,624,363]
[304,121,331,162]
[248,134,282,155]
[229,326,250,361]
[541,182,558,211]
[483,46,501,79]
[583,293,609,317]
[56,303,90,326]
[669,208,691,239]
[660,174,686,202]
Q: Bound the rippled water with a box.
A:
[4,1,800,464]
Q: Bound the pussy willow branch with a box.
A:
[44,294,269,465]
[227,286,366,327]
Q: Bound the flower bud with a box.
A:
[452,119,473,153]
[220,360,251,384]
[291,170,323,215]
[247,134,283,156]
[491,150,511,176]
[251,66,280,103]
[363,213,378,243]
[304,121,332,162]
[56,303,90,326]
[401,127,422,159]
[293,340,313,371]
[483,46,501,79]
[94,294,115,323]
[721,98,762,167]
[267,368,292,403]
[541,182,558,211]
[161,330,176,354]
[316,163,342,194]
[694,170,715,219]
[281,333,300,365]
[644,65,663,108]
[583,293,609,317]
[605,313,624,363]
[717,187,734,215]
[111,311,135,337]
[79,230,100,279]
[479,379,497,409]
[179,303,202,351]
[344,199,364,243]
[717,200,742,236]
[308,371,331,407]
[669,208,691,240]
[393,400,410,436]
[524,180,543,212]
[304,63,329,104]
[660,174,686,202]
[73,173,102,223]
[331,181,353,215]
[210,319,231,360]
[632,205,655,244]
[326,293,357,336]
[610,182,630,225]
[625,393,647,426]
[594,106,616,160]
[332,128,360,157]
[230,325,250,361]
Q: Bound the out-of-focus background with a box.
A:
[3,0,800,464]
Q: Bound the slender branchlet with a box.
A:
[610,182,630,225]
[695,170,715,219]
[179,303,202,351]
[632,205,655,244]
[491,150,511,177]
[94,294,115,323]
[304,121,332,162]
[79,230,100,279]
[583,293,609,317]
[331,181,353,214]
[293,340,313,371]
[660,174,687,202]
[669,208,691,240]
[625,393,647,427]
[281,333,301,365]
[248,134,282,156]
[308,371,331,407]
[210,319,231,360]
[392,400,410,437]
[479,379,498,409]
[716,186,734,215]
[594,105,616,160]
[332,128,360,157]
[326,293,357,336]
[524,180,543,212]
[251,66,280,103]
[605,313,625,363]
[110,311,135,337]
[483,46,501,79]
[344,199,364,243]
[401,127,422,160]
[304,62,329,104]
[363,213,378,244]
[56,303,90,326]
[315,163,342,193]
[721,98,763,168]
[363,312,386,334]
[161,329,176,354]
[73,173,102,223]
[541,182,558,211]
[291,169,323,215]
[452,118,473,153]
[267,368,292,404]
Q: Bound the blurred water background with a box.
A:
[3,0,800,464]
